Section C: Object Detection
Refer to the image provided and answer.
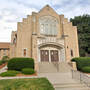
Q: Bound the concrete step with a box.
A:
[38,62,57,73]
[54,83,90,90]
[58,62,72,72]
[55,87,90,90]
[38,62,72,73]
[54,83,86,88]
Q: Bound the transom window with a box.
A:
[39,16,58,36]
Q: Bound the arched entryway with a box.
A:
[38,43,65,62]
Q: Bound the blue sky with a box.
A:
[0,0,90,42]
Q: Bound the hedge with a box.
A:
[22,68,35,75]
[81,66,90,73]
[7,58,34,71]
[0,70,20,77]
[71,57,90,71]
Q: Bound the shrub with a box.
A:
[81,66,90,73]
[2,59,8,64]
[1,56,9,64]
[0,61,3,65]
[0,59,8,65]
[2,56,9,60]
[8,58,34,71]
[71,57,90,71]
[22,68,35,75]
[0,70,20,77]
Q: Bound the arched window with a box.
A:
[39,16,58,36]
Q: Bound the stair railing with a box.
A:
[52,62,59,72]
[72,70,90,88]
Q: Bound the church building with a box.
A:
[10,5,79,71]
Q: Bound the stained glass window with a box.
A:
[39,16,58,36]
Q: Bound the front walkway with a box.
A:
[38,72,90,90]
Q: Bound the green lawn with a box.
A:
[0,78,54,90]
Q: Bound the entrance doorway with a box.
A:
[40,50,59,62]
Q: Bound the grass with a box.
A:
[0,78,54,90]
[0,70,20,77]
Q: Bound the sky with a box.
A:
[0,0,90,42]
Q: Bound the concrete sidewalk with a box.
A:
[38,72,90,90]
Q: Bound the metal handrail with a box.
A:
[52,62,59,72]
[72,70,90,87]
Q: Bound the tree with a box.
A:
[70,14,90,56]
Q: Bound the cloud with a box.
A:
[0,0,90,42]
[52,0,90,18]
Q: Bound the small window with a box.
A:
[71,49,73,57]
[23,49,27,57]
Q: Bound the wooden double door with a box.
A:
[40,50,59,62]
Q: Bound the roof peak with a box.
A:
[46,4,50,7]
[39,4,57,14]
[44,4,52,8]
